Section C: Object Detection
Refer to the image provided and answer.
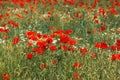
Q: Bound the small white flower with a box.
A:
[52,40,57,44]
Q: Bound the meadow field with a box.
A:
[0,0,120,80]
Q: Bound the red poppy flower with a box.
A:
[50,34,56,38]
[0,28,8,33]
[2,73,10,80]
[46,38,53,44]
[110,8,118,15]
[60,35,70,43]
[117,46,120,51]
[37,41,46,49]
[37,47,43,55]
[73,72,80,77]
[60,45,68,51]
[12,37,20,45]
[26,0,32,3]
[3,35,8,39]
[36,33,42,39]
[87,30,91,34]
[27,41,33,47]
[100,42,108,49]
[32,47,38,52]
[91,52,96,58]
[94,19,99,23]
[50,26,54,30]
[117,2,120,7]
[53,0,58,4]
[95,43,101,48]
[111,54,120,61]
[69,39,77,45]
[50,46,57,51]
[40,63,46,68]
[29,36,38,41]
[27,53,33,59]
[8,21,19,27]
[116,39,120,46]
[23,10,28,14]
[12,0,20,4]
[52,59,58,65]
[16,13,22,19]
[64,29,73,35]
[79,48,88,56]
[2,23,7,27]
[73,62,82,68]
[94,0,99,3]
[26,31,39,41]
[19,2,24,8]
[110,45,117,51]
[26,31,36,39]
[54,30,63,36]
[68,46,76,52]
[78,1,84,7]
[99,26,106,31]
[99,8,105,15]
[42,34,48,39]
[67,0,76,5]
